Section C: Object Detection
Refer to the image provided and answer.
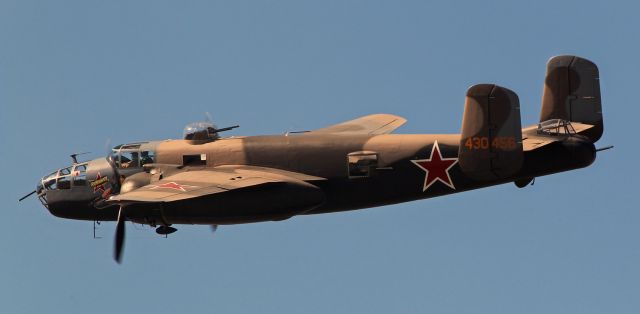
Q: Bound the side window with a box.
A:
[120,151,140,168]
[140,151,155,166]
[73,164,88,186]
[347,151,378,178]
[57,167,72,189]
[183,154,206,166]
[43,171,58,190]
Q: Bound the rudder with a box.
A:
[540,55,603,142]
[459,84,524,181]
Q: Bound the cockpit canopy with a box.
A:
[110,142,158,170]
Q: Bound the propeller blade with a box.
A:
[211,225,218,235]
[104,137,112,155]
[114,206,126,264]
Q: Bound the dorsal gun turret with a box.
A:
[183,121,239,143]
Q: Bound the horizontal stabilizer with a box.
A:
[521,121,594,151]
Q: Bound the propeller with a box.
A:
[211,225,218,235]
[114,206,126,264]
[205,111,214,124]
[104,137,112,155]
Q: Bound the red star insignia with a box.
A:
[90,172,109,193]
[411,141,458,191]
[149,182,193,192]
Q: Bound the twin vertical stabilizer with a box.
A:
[459,84,523,181]
[458,55,603,181]
[540,55,603,142]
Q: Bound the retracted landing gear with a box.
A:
[156,225,177,235]
[514,177,535,188]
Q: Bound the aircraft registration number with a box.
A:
[464,136,516,150]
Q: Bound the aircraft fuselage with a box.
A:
[43,133,595,224]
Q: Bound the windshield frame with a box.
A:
[110,141,159,170]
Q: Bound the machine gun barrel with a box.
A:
[18,190,36,202]
[211,125,240,133]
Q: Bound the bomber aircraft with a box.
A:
[20,55,609,263]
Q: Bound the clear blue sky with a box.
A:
[1,1,638,313]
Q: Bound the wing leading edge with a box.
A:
[108,166,326,204]
[309,113,407,135]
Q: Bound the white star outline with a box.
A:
[147,181,199,192]
[410,141,459,192]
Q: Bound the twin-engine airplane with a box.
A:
[21,55,608,263]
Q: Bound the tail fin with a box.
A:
[459,84,523,181]
[540,55,603,142]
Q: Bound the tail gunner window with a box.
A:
[347,151,378,178]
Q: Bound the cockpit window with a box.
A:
[111,142,157,169]
[120,151,139,168]
[140,151,154,166]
